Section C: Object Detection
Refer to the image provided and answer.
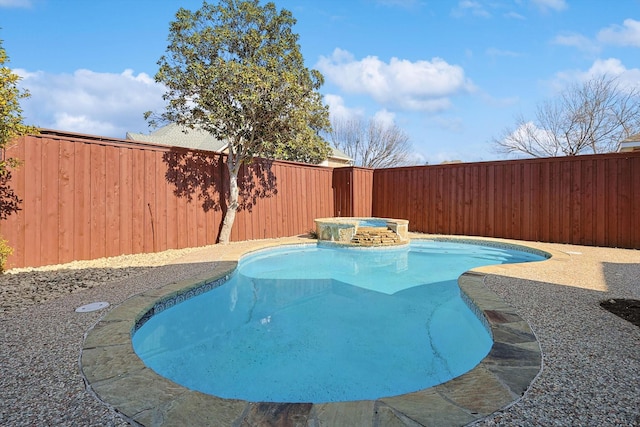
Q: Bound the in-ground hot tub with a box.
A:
[314,217,409,246]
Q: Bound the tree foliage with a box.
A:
[1,38,38,220]
[150,0,331,243]
[328,116,414,168]
[494,75,640,157]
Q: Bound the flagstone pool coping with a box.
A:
[80,237,559,426]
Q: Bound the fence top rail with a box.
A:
[27,129,184,152]
[16,129,337,171]
[377,150,640,172]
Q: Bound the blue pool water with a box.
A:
[133,240,546,403]
[358,218,387,227]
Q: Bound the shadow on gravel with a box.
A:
[600,299,640,328]
[601,262,640,328]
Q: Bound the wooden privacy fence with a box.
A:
[373,152,640,249]
[332,167,374,218]
[1,132,639,268]
[1,133,334,269]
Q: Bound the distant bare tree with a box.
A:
[329,117,414,168]
[494,75,640,157]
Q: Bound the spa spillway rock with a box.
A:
[314,217,409,247]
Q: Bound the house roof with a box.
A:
[126,123,354,164]
[622,133,640,143]
[618,133,640,152]
[126,123,228,152]
[330,146,352,161]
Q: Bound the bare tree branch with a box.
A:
[329,116,415,168]
[494,75,640,157]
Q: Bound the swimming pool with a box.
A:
[132,240,546,403]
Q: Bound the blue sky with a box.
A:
[2,0,639,164]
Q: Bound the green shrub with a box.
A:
[0,236,13,273]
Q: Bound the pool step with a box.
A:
[351,226,403,246]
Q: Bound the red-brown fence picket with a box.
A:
[2,131,638,269]
[372,153,640,248]
[1,133,334,268]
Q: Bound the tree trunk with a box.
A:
[218,161,239,244]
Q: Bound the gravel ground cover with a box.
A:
[468,242,640,426]
[1,245,224,426]
[1,237,639,426]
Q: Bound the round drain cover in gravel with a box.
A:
[75,302,109,313]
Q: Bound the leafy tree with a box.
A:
[494,75,640,157]
[1,38,38,220]
[149,0,331,243]
[328,116,414,168]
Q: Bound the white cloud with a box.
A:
[552,58,640,92]
[504,11,525,20]
[551,19,640,57]
[452,1,491,18]
[530,0,567,12]
[17,68,165,137]
[597,19,640,47]
[372,109,396,127]
[316,48,474,113]
[0,0,31,7]
[323,94,364,122]
[512,121,548,140]
[584,58,629,77]
[408,151,427,165]
[52,113,118,136]
[324,94,401,130]
[584,59,640,90]
[499,121,557,158]
[552,33,599,54]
